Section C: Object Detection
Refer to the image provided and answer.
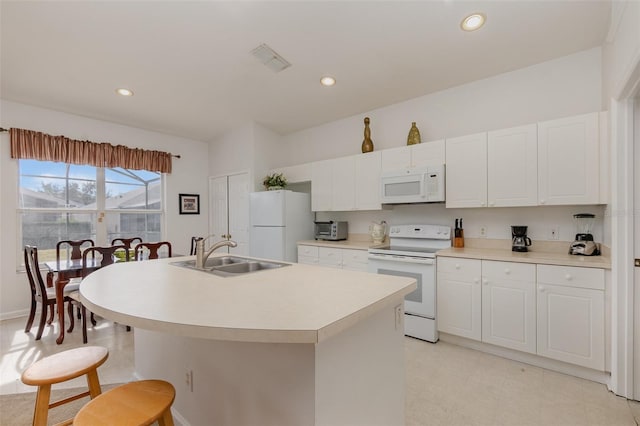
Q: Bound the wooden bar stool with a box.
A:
[21,346,109,426]
[74,379,175,426]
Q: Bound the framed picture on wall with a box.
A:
[179,193,200,215]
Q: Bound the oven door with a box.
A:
[367,254,435,318]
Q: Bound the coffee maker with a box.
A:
[569,213,600,256]
[512,226,532,252]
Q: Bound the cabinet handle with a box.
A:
[474,278,480,284]
[455,264,461,270]
[539,286,546,292]
[504,268,511,275]
[540,199,545,204]
[489,201,495,207]
[482,279,489,285]
[480,202,486,207]
[565,274,572,281]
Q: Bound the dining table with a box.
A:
[44,258,102,344]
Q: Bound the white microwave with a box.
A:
[380,165,445,204]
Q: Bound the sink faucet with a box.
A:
[195,237,238,269]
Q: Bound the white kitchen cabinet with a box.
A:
[537,112,599,205]
[311,159,333,211]
[445,133,488,208]
[481,261,536,354]
[437,257,482,341]
[341,249,369,272]
[297,245,368,271]
[311,154,381,212]
[319,247,343,268]
[297,245,319,265]
[355,151,382,210]
[536,264,605,370]
[381,140,445,172]
[487,124,538,207]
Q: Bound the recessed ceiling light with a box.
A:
[320,76,336,87]
[461,13,486,31]
[115,88,134,97]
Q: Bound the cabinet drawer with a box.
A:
[298,256,319,265]
[341,249,368,263]
[537,265,604,290]
[319,247,342,266]
[298,245,319,258]
[483,260,535,282]
[437,257,481,279]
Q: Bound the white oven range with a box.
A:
[368,224,451,342]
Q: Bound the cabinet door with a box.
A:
[536,283,605,370]
[445,133,488,208]
[481,261,536,354]
[332,156,356,211]
[227,173,250,255]
[410,140,445,167]
[311,160,333,212]
[487,125,538,207]
[537,112,599,205]
[381,146,411,172]
[209,176,229,241]
[355,151,381,210]
[318,247,342,268]
[436,258,482,341]
[341,249,368,271]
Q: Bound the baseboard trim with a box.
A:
[439,332,611,385]
[0,310,28,322]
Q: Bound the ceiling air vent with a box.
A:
[251,43,291,73]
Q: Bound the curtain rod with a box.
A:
[0,127,181,158]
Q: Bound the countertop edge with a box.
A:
[436,247,611,269]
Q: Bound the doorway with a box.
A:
[208,172,250,255]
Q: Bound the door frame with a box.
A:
[609,48,640,399]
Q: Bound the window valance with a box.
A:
[9,128,172,173]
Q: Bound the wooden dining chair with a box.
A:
[50,239,95,288]
[68,245,131,340]
[24,246,76,340]
[134,241,172,260]
[111,236,143,250]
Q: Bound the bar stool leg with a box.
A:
[86,369,102,398]
[158,409,175,426]
[33,383,51,426]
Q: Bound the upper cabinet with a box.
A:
[538,112,599,206]
[447,112,602,208]
[445,133,488,208]
[311,152,381,212]
[381,140,445,172]
[487,124,538,207]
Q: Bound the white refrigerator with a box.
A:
[249,190,313,262]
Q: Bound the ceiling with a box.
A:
[1,1,611,143]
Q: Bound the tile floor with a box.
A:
[1,316,639,425]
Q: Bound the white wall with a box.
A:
[281,48,605,243]
[282,47,602,165]
[0,100,210,318]
[603,1,640,101]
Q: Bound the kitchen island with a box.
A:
[80,255,416,426]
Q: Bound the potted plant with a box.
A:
[263,173,287,191]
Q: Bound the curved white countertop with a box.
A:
[80,255,416,344]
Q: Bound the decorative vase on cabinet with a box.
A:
[362,117,374,153]
[407,122,421,145]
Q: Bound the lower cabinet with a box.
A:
[297,245,368,272]
[536,265,605,370]
[437,257,605,370]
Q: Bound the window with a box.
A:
[18,159,164,261]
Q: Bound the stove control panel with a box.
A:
[388,224,451,240]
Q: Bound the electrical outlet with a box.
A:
[394,304,403,330]
[479,226,487,238]
[550,226,560,240]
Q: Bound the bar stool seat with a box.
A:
[21,346,108,426]
[73,379,175,426]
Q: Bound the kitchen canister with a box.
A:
[407,122,421,145]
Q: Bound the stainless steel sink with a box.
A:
[171,256,290,277]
